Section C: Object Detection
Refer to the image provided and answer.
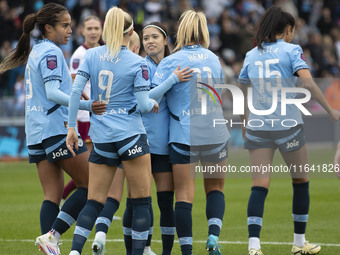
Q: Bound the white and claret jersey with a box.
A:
[72,45,150,143]
[70,44,91,122]
[238,39,309,131]
[25,39,71,145]
[142,55,170,155]
[152,45,230,146]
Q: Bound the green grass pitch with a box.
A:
[0,147,339,254]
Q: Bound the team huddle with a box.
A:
[0,2,339,255]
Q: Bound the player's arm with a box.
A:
[297,68,340,122]
[45,79,92,111]
[135,90,159,114]
[66,74,88,157]
[70,57,89,100]
[149,66,193,102]
[134,62,159,113]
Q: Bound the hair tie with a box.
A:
[123,22,134,33]
[143,24,167,37]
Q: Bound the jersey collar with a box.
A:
[182,44,201,50]
[37,38,57,46]
[82,43,89,50]
[146,55,158,66]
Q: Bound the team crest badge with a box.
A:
[72,59,80,69]
[46,55,57,70]
[141,65,149,81]
[78,138,83,147]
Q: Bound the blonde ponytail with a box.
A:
[102,7,133,58]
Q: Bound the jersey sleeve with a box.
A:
[133,59,151,92]
[151,58,173,87]
[289,45,309,75]
[238,54,250,84]
[76,51,91,81]
[40,47,64,84]
[69,51,81,77]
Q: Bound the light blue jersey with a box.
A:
[238,39,309,131]
[71,45,151,143]
[152,45,230,146]
[25,39,71,145]
[142,55,169,155]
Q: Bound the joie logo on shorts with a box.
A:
[219,149,227,159]
[52,148,68,159]
[286,139,299,149]
[128,145,142,156]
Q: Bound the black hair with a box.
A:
[255,6,295,49]
[143,22,170,57]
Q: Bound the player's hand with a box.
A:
[329,109,340,122]
[91,101,107,115]
[66,127,78,157]
[151,100,159,114]
[81,92,89,100]
[173,66,194,82]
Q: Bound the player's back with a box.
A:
[153,45,229,145]
[239,39,309,130]
[165,45,223,117]
[80,45,148,142]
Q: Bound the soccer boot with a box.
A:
[249,248,264,255]
[291,241,321,255]
[143,249,157,255]
[92,238,106,255]
[35,232,60,255]
[206,234,222,255]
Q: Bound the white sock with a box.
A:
[95,231,107,242]
[144,246,151,252]
[249,237,261,250]
[294,233,306,247]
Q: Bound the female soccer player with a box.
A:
[62,15,103,202]
[238,6,340,255]
[141,22,176,255]
[65,6,191,254]
[152,10,230,255]
[91,25,192,255]
[0,3,106,255]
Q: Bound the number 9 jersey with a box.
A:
[76,45,148,143]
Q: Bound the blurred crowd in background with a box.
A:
[1,0,340,117]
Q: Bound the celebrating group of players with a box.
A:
[0,2,339,255]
